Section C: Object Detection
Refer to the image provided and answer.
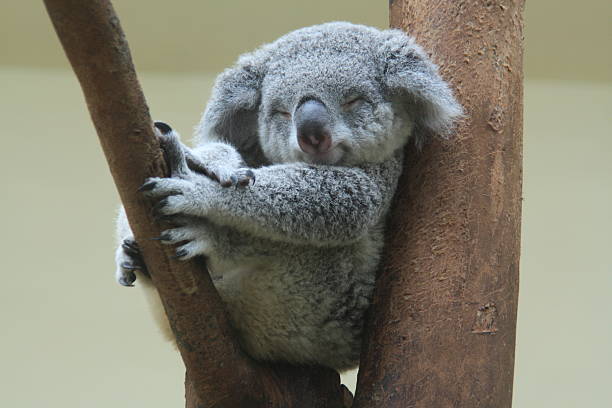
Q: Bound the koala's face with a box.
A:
[258,49,413,165]
[199,23,462,167]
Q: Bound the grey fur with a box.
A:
[115,22,461,370]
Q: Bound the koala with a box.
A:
[115,22,462,371]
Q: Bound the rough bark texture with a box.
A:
[43,1,348,407]
[353,1,523,407]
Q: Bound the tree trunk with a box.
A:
[353,1,524,407]
[43,1,349,407]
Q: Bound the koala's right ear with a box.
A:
[196,51,268,164]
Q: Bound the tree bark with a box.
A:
[353,1,524,407]
[43,1,349,407]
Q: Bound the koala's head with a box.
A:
[197,22,462,166]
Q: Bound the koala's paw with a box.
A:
[139,177,202,217]
[115,238,147,287]
[154,121,191,178]
[156,224,214,261]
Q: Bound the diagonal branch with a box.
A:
[43,1,349,406]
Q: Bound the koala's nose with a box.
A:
[295,99,332,155]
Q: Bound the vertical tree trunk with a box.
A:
[353,1,523,407]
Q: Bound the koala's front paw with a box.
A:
[139,177,204,218]
[115,238,148,287]
[156,222,215,261]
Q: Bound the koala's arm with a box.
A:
[207,159,401,245]
[145,147,403,246]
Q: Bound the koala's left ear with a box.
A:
[196,49,269,165]
[380,30,463,146]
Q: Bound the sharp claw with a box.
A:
[138,181,157,192]
[120,282,135,288]
[121,243,141,257]
[150,233,170,242]
[246,170,256,185]
[122,240,140,251]
[121,261,140,271]
[153,198,168,213]
[154,121,173,135]
[174,249,188,259]
[119,272,136,287]
[123,238,138,247]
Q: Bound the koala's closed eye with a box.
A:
[273,110,292,119]
[341,96,366,111]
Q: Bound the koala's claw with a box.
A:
[118,270,136,287]
[174,248,189,259]
[155,224,214,260]
[154,121,173,135]
[154,125,191,178]
[153,198,168,214]
[138,180,157,192]
[220,169,256,188]
[121,239,141,257]
[120,261,139,272]
[116,238,147,287]
[150,234,170,242]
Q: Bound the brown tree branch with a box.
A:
[353,1,524,407]
[43,0,348,406]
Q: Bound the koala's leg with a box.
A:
[114,205,176,343]
[154,122,248,184]
[213,246,369,371]
[155,122,254,188]
[114,206,149,287]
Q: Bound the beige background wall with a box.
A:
[0,1,610,407]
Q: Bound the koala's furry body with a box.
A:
[115,22,461,370]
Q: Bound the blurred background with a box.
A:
[0,1,610,407]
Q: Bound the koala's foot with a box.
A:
[115,238,148,287]
[154,121,254,188]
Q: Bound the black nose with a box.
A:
[294,99,332,155]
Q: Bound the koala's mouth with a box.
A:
[296,142,348,165]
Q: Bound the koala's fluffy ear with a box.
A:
[196,50,268,165]
[380,30,463,147]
